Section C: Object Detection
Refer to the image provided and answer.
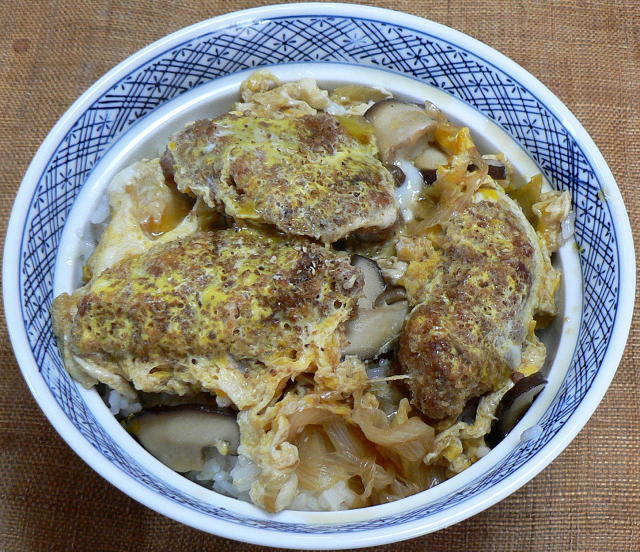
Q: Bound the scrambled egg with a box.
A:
[84,158,217,280]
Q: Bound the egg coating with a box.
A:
[52,228,363,409]
[398,189,545,419]
[163,113,398,243]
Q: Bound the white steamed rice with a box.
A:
[186,449,259,502]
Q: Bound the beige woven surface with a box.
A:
[1,1,638,550]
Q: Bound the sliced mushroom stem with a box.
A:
[351,255,386,310]
[344,300,408,359]
[413,145,449,170]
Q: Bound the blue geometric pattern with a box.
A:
[18,15,618,532]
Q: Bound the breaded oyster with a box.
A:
[162,113,398,243]
[52,228,363,410]
[398,187,554,420]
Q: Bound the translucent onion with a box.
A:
[561,210,576,242]
[287,408,340,441]
[324,420,373,460]
[255,394,439,510]
[323,421,393,499]
[296,427,346,492]
[352,406,434,461]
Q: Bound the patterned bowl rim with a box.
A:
[3,3,635,548]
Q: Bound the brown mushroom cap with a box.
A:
[486,160,507,180]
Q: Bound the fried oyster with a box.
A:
[162,112,398,244]
[53,228,362,410]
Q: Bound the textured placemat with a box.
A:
[1,1,638,551]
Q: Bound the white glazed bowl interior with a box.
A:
[54,60,582,527]
[4,4,634,549]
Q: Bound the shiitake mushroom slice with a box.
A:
[487,372,547,447]
[344,256,408,360]
[125,405,239,472]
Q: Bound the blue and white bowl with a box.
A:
[4,3,634,548]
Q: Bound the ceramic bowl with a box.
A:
[4,3,634,548]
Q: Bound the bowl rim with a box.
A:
[3,3,636,548]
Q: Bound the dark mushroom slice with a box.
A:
[373,286,407,307]
[364,100,437,163]
[419,168,438,185]
[467,161,506,181]
[125,405,240,472]
[353,221,398,243]
[344,256,409,359]
[385,164,406,187]
[139,391,220,410]
[487,371,547,447]
[486,160,507,180]
[458,396,481,425]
